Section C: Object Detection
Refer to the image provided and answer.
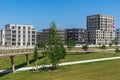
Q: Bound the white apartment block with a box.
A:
[87,14,115,45]
[115,29,120,44]
[5,24,36,47]
[0,30,2,45]
[0,30,5,46]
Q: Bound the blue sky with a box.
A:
[0,0,120,31]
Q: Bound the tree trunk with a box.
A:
[35,60,38,72]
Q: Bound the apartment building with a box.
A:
[37,32,41,43]
[37,29,66,44]
[0,30,2,45]
[5,24,36,47]
[115,28,120,44]
[0,30,5,46]
[65,28,87,44]
[87,14,115,45]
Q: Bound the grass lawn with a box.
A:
[0,45,119,54]
[0,52,120,70]
[1,59,120,80]
[66,46,120,51]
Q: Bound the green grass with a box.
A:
[0,46,118,54]
[1,59,120,80]
[0,52,120,70]
[62,52,119,62]
[0,53,43,70]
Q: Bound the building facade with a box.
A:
[0,30,2,45]
[5,24,36,47]
[65,28,87,44]
[87,14,115,45]
[115,28,120,44]
[37,29,66,44]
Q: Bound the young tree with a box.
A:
[66,38,76,51]
[41,22,66,70]
[82,44,88,51]
[33,45,39,71]
[101,44,106,52]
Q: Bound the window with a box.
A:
[28,27,30,30]
[23,43,25,45]
[18,26,21,30]
[27,42,30,45]
[18,31,21,34]
[32,42,35,45]
[23,31,25,34]
[23,27,26,30]
[28,31,30,34]
[12,26,15,29]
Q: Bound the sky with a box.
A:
[0,0,120,31]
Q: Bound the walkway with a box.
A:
[0,56,120,74]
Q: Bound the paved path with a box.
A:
[0,56,120,74]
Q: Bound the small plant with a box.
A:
[109,43,112,47]
[82,44,88,51]
[115,48,120,53]
[101,44,106,52]
[112,38,119,46]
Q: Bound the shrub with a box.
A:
[82,44,88,51]
[115,48,120,53]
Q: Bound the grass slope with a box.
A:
[0,52,120,70]
[1,59,120,80]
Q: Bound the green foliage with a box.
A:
[109,42,113,46]
[39,56,51,65]
[41,22,66,70]
[82,44,88,51]
[67,38,76,51]
[115,48,120,53]
[37,42,46,49]
[37,42,46,56]
[100,44,106,51]
[112,38,119,46]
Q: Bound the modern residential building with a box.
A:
[65,28,87,44]
[0,30,5,46]
[0,30,2,45]
[5,24,36,47]
[37,29,66,44]
[37,32,41,43]
[87,14,115,45]
[115,28,120,44]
